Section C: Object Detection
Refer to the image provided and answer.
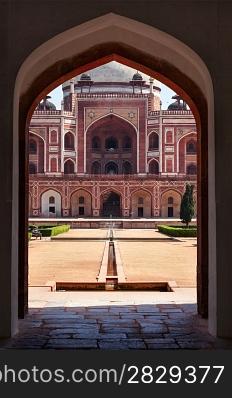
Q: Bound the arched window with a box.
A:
[138,197,144,205]
[122,161,132,174]
[186,140,197,154]
[123,136,132,151]
[29,162,37,174]
[168,196,174,205]
[64,132,75,150]
[91,161,101,174]
[105,162,118,175]
[29,139,37,154]
[79,196,84,204]
[92,136,101,150]
[149,160,159,174]
[48,196,55,214]
[105,136,118,150]
[64,159,75,174]
[187,163,197,175]
[49,196,55,204]
[149,132,159,150]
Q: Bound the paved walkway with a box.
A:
[119,239,196,286]
[3,289,232,350]
[113,229,171,239]
[29,230,197,287]
[52,228,109,240]
[29,240,104,285]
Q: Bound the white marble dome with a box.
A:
[62,61,160,89]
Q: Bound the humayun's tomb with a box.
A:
[28,62,197,220]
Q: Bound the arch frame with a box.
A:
[100,189,122,218]
[39,187,63,201]
[147,157,160,174]
[147,130,160,152]
[130,188,153,218]
[177,131,197,174]
[100,187,123,200]
[29,130,46,172]
[69,187,93,200]
[91,160,101,174]
[85,112,138,173]
[160,187,183,199]
[70,188,92,217]
[105,161,119,175]
[122,160,133,174]
[160,188,183,218]
[64,130,76,150]
[40,189,62,217]
[130,187,153,198]
[11,13,214,335]
[63,157,76,174]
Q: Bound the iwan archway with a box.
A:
[7,13,218,339]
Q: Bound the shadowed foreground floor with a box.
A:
[2,289,232,350]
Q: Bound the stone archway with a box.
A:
[101,191,121,217]
[70,189,92,217]
[40,189,62,217]
[86,114,137,174]
[161,189,182,218]
[29,132,45,173]
[131,189,152,218]
[7,13,217,339]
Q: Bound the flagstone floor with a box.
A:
[2,289,232,350]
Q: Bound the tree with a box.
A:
[180,184,194,227]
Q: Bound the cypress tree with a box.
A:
[180,183,194,227]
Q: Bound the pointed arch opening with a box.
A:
[10,13,216,339]
[64,159,75,174]
[64,132,75,150]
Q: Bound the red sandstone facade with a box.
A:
[28,63,197,219]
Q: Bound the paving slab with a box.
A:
[2,289,232,350]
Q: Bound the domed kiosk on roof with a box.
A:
[132,71,143,81]
[168,94,187,111]
[37,95,56,111]
[80,73,92,81]
[62,61,161,98]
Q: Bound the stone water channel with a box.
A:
[52,226,175,291]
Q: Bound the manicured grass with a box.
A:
[157,225,197,237]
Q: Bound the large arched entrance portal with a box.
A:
[101,191,121,217]
[7,13,220,340]
[86,114,137,175]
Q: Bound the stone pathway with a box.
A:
[2,289,232,350]
[29,240,105,285]
[119,239,196,286]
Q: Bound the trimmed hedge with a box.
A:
[38,225,70,237]
[29,224,55,230]
[157,225,197,237]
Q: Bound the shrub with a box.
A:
[38,224,70,237]
[157,225,197,237]
[51,225,70,237]
[28,232,32,240]
[39,228,53,237]
[180,183,195,227]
